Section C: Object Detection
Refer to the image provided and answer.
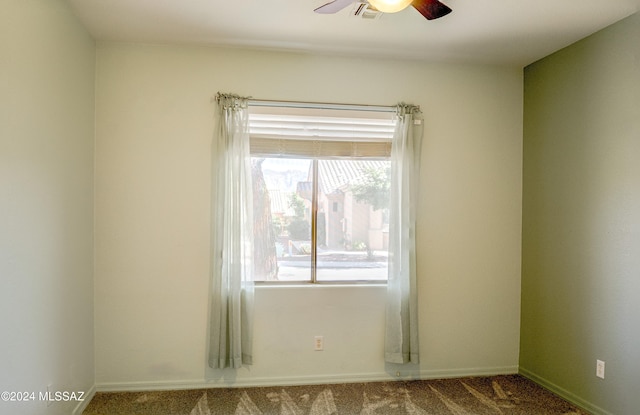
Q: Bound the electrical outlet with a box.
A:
[596,360,605,379]
[314,336,324,351]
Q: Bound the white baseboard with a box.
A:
[419,365,519,380]
[95,366,519,393]
[72,384,96,415]
[519,367,611,415]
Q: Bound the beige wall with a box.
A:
[94,43,523,388]
[0,1,95,414]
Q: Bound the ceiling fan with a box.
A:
[314,0,452,20]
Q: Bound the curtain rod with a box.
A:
[213,94,421,113]
[210,95,398,113]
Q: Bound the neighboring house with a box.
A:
[267,189,296,229]
[296,160,389,252]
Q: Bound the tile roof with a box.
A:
[318,160,389,195]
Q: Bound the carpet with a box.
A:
[83,375,586,415]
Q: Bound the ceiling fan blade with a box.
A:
[314,0,354,14]
[411,0,452,20]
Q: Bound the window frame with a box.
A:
[248,102,396,285]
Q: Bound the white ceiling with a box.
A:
[67,0,639,67]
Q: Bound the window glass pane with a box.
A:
[316,160,390,282]
[251,157,312,282]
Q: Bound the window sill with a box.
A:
[254,282,386,289]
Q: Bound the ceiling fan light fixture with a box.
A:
[367,0,413,13]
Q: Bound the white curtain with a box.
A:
[209,93,254,369]
[385,103,423,364]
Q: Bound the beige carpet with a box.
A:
[83,375,586,415]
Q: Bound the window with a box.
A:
[249,104,395,283]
